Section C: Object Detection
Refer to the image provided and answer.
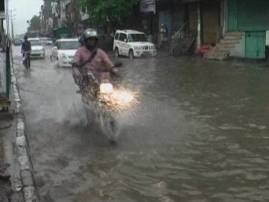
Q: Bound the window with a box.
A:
[29,40,42,46]
[55,42,59,49]
[128,34,148,42]
[115,33,120,40]
[119,33,127,42]
[58,41,80,50]
[81,6,87,13]
[0,0,4,12]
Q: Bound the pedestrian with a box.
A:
[159,24,168,49]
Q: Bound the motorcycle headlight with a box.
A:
[100,83,114,94]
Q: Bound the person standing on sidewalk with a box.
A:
[159,24,168,49]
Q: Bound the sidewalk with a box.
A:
[0,50,12,201]
[0,85,24,202]
[0,49,36,202]
[0,113,14,202]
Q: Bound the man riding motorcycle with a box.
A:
[72,29,118,93]
[21,35,31,68]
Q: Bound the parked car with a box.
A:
[51,38,80,67]
[28,38,45,59]
[113,30,157,59]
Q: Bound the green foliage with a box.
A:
[29,15,41,31]
[80,0,138,26]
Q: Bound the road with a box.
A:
[13,46,269,202]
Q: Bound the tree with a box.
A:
[80,0,138,29]
[28,15,41,32]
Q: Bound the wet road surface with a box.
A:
[13,46,269,202]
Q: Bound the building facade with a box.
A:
[184,0,269,60]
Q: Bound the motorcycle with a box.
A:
[73,63,136,144]
[22,51,31,69]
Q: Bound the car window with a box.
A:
[115,33,119,40]
[29,40,42,46]
[128,34,148,42]
[55,42,59,49]
[58,41,80,50]
[119,33,127,42]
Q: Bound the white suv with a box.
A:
[113,30,157,59]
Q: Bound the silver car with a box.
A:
[29,38,46,59]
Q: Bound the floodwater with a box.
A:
[13,46,269,202]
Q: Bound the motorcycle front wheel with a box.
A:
[98,110,120,144]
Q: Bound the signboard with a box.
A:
[140,0,156,14]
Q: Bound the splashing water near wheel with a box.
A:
[98,110,120,144]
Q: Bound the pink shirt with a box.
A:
[74,46,114,74]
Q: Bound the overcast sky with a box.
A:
[10,0,43,35]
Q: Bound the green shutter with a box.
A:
[245,31,266,59]
[228,0,269,31]
[238,0,269,31]
[227,0,238,31]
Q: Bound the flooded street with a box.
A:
[13,46,269,202]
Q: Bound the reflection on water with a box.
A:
[71,58,269,202]
[82,58,269,202]
[14,46,269,202]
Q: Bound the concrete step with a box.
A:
[204,32,243,60]
[205,54,226,60]
[216,44,232,49]
[205,48,229,60]
[223,35,242,40]
[216,43,235,48]
[205,50,227,58]
[220,39,242,45]
[215,49,230,54]
[225,32,244,37]
[207,52,227,60]
[216,43,235,49]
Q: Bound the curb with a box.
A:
[11,62,39,202]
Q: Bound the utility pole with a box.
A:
[6,8,15,40]
[10,11,14,40]
[5,0,9,38]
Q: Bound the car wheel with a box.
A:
[114,48,119,58]
[129,50,134,60]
